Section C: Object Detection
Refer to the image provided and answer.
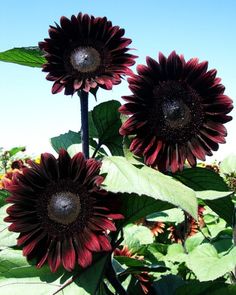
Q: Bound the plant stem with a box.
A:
[182,211,189,253]
[233,205,236,280]
[91,140,102,158]
[105,257,127,295]
[79,90,89,159]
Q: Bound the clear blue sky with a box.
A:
[0,0,235,161]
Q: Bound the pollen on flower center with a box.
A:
[70,47,101,73]
[162,97,191,129]
[47,191,81,225]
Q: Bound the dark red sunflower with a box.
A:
[39,12,136,95]
[114,245,152,294]
[119,51,233,172]
[168,205,205,243]
[4,150,123,272]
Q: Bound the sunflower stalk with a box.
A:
[232,205,236,280]
[79,90,89,159]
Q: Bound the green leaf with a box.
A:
[0,47,46,68]
[173,167,229,191]
[152,274,185,295]
[163,244,186,264]
[173,167,234,224]
[185,232,205,253]
[123,224,154,250]
[101,157,198,219]
[186,243,236,281]
[118,194,172,226]
[146,208,185,223]
[0,204,18,248]
[220,154,236,175]
[176,281,236,295]
[196,190,233,200]
[0,190,9,208]
[0,248,108,295]
[114,256,147,268]
[50,130,81,153]
[89,100,124,156]
[8,146,26,157]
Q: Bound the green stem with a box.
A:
[232,205,236,280]
[79,90,89,159]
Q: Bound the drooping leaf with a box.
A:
[0,47,45,68]
[173,167,234,224]
[89,100,124,156]
[101,157,198,219]
[186,243,236,281]
[0,248,108,295]
[50,130,81,153]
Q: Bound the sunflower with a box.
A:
[4,150,123,272]
[114,245,152,294]
[119,51,233,172]
[39,12,136,95]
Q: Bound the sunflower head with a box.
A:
[4,150,123,272]
[39,13,137,95]
[119,51,233,172]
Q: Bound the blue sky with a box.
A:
[0,0,235,160]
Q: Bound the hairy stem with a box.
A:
[79,90,89,159]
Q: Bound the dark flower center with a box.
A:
[148,81,204,143]
[162,97,191,129]
[47,191,81,225]
[70,47,101,73]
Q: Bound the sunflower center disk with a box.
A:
[47,192,81,225]
[150,81,204,143]
[162,98,191,129]
[70,47,101,73]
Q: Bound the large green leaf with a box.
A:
[173,167,234,224]
[0,47,45,68]
[50,130,81,153]
[173,167,229,191]
[0,248,108,295]
[101,157,198,219]
[186,243,236,281]
[118,194,172,226]
[89,100,124,156]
